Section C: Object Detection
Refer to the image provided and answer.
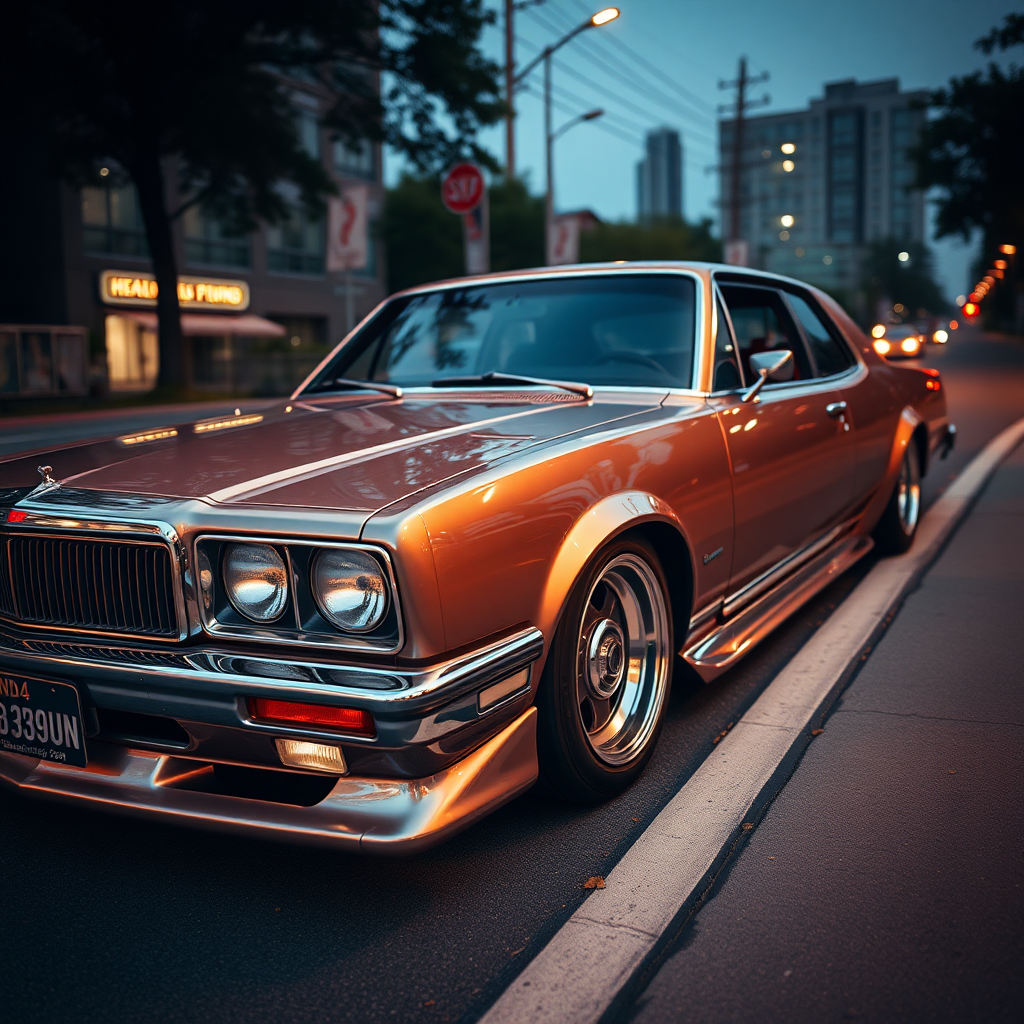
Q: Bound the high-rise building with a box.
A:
[718,78,927,294]
[637,128,683,221]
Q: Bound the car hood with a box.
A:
[0,393,666,516]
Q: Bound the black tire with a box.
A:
[536,536,674,803]
[873,441,922,555]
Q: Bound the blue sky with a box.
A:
[387,0,1022,297]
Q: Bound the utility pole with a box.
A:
[505,0,515,178]
[718,57,769,264]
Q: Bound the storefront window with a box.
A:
[82,183,148,257]
[267,207,325,274]
[184,207,251,268]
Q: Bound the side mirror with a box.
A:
[743,349,793,403]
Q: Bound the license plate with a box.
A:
[0,676,88,768]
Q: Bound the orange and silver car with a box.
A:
[0,264,955,852]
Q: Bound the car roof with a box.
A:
[389,261,828,301]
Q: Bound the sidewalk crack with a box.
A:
[835,707,1024,728]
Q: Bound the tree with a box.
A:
[579,217,722,264]
[381,174,544,292]
[860,240,947,323]
[0,2,502,389]
[915,11,1024,325]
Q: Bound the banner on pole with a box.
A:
[327,185,369,272]
[547,214,582,266]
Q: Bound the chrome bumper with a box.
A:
[0,707,538,854]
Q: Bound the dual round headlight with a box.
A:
[221,543,387,633]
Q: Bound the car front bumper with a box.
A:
[0,626,544,852]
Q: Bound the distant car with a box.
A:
[0,263,954,852]
[873,324,924,359]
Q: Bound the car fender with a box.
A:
[536,490,695,647]
[859,406,923,535]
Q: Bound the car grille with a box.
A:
[0,535,181,639]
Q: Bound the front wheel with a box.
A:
[536,537,674,803]
[873,442,921,555]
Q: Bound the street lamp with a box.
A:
[513,8,620,264]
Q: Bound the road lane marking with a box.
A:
[480,415,1024,1024]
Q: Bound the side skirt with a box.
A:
[682,533,874,682]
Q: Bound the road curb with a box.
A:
[478,416,1024,1024]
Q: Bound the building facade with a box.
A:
[637,128,684,221]
[0,87,386,399]
[718,78,927,297]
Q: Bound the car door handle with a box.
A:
[826,401,848,419]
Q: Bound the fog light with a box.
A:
[479,668,530,711]
[275,738,347,774]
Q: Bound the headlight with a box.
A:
[873,338,891,355]
[197,546,214,613]
[223,543,289,622]
[901,337,919,354]
[312,548,388,632]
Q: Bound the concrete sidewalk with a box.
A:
[630,441,1024,1023]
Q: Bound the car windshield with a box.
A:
[302,274,698,392]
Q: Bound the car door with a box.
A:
[712,280,856,596]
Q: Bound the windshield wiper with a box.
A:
[312,377,403,398]
[430,371,593,399]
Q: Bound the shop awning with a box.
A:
[115,311,287,338]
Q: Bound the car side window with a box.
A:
[785,292,853,377]
[718,284,812,382]
[713,294,743,391]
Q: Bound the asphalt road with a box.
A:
[1,327,1022,1024]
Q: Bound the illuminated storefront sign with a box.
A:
[99,270,250,311]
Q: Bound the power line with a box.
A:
[567,0,716,115]
[513,35,716,151]
[522,6,715,134]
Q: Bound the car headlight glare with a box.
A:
[313,548,388,632]
[223,543,289,622]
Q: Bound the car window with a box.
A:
[304,274,698,391]
[718,284,811,382]
[713,294,743,391]
[785,292,853,377]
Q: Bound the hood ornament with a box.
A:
[26,464,61,499]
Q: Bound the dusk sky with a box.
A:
[388,0,1022,298]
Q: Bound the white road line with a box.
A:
[481,416,1024,1024]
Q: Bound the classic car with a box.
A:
[0,263,954,852]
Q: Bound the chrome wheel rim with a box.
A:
[575,553,670,766]
[897,448,921,536]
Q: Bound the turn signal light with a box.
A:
[248,698,375,737]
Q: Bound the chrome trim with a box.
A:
[0,707,539,854]
[1,514,190,642]
[687,600,722,633]
[722,520,852,619]
[686,534,873,680]
[195,533,404,654]
[0,622,545,711]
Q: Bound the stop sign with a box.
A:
[442,162,485,214]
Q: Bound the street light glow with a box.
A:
[999,244,1017,255]
[783,160,795,172]
[780,214,794,227]
[898,251,910,262]
[781,142,796,154]
[591,7,620,26]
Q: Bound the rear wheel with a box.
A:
[873,442,921,554]
[537,537,674,803]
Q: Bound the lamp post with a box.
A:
[549,108,604,216]
[514,7,619,264]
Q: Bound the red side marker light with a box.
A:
[248,697,375,737]
[6,509,27,523]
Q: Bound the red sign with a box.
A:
[442,162,485,214]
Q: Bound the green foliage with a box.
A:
[381,174,545,292]
[914,12,1024,250]
[0,1,503,386]
[860,240,948,318]
[578,218,722,264]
